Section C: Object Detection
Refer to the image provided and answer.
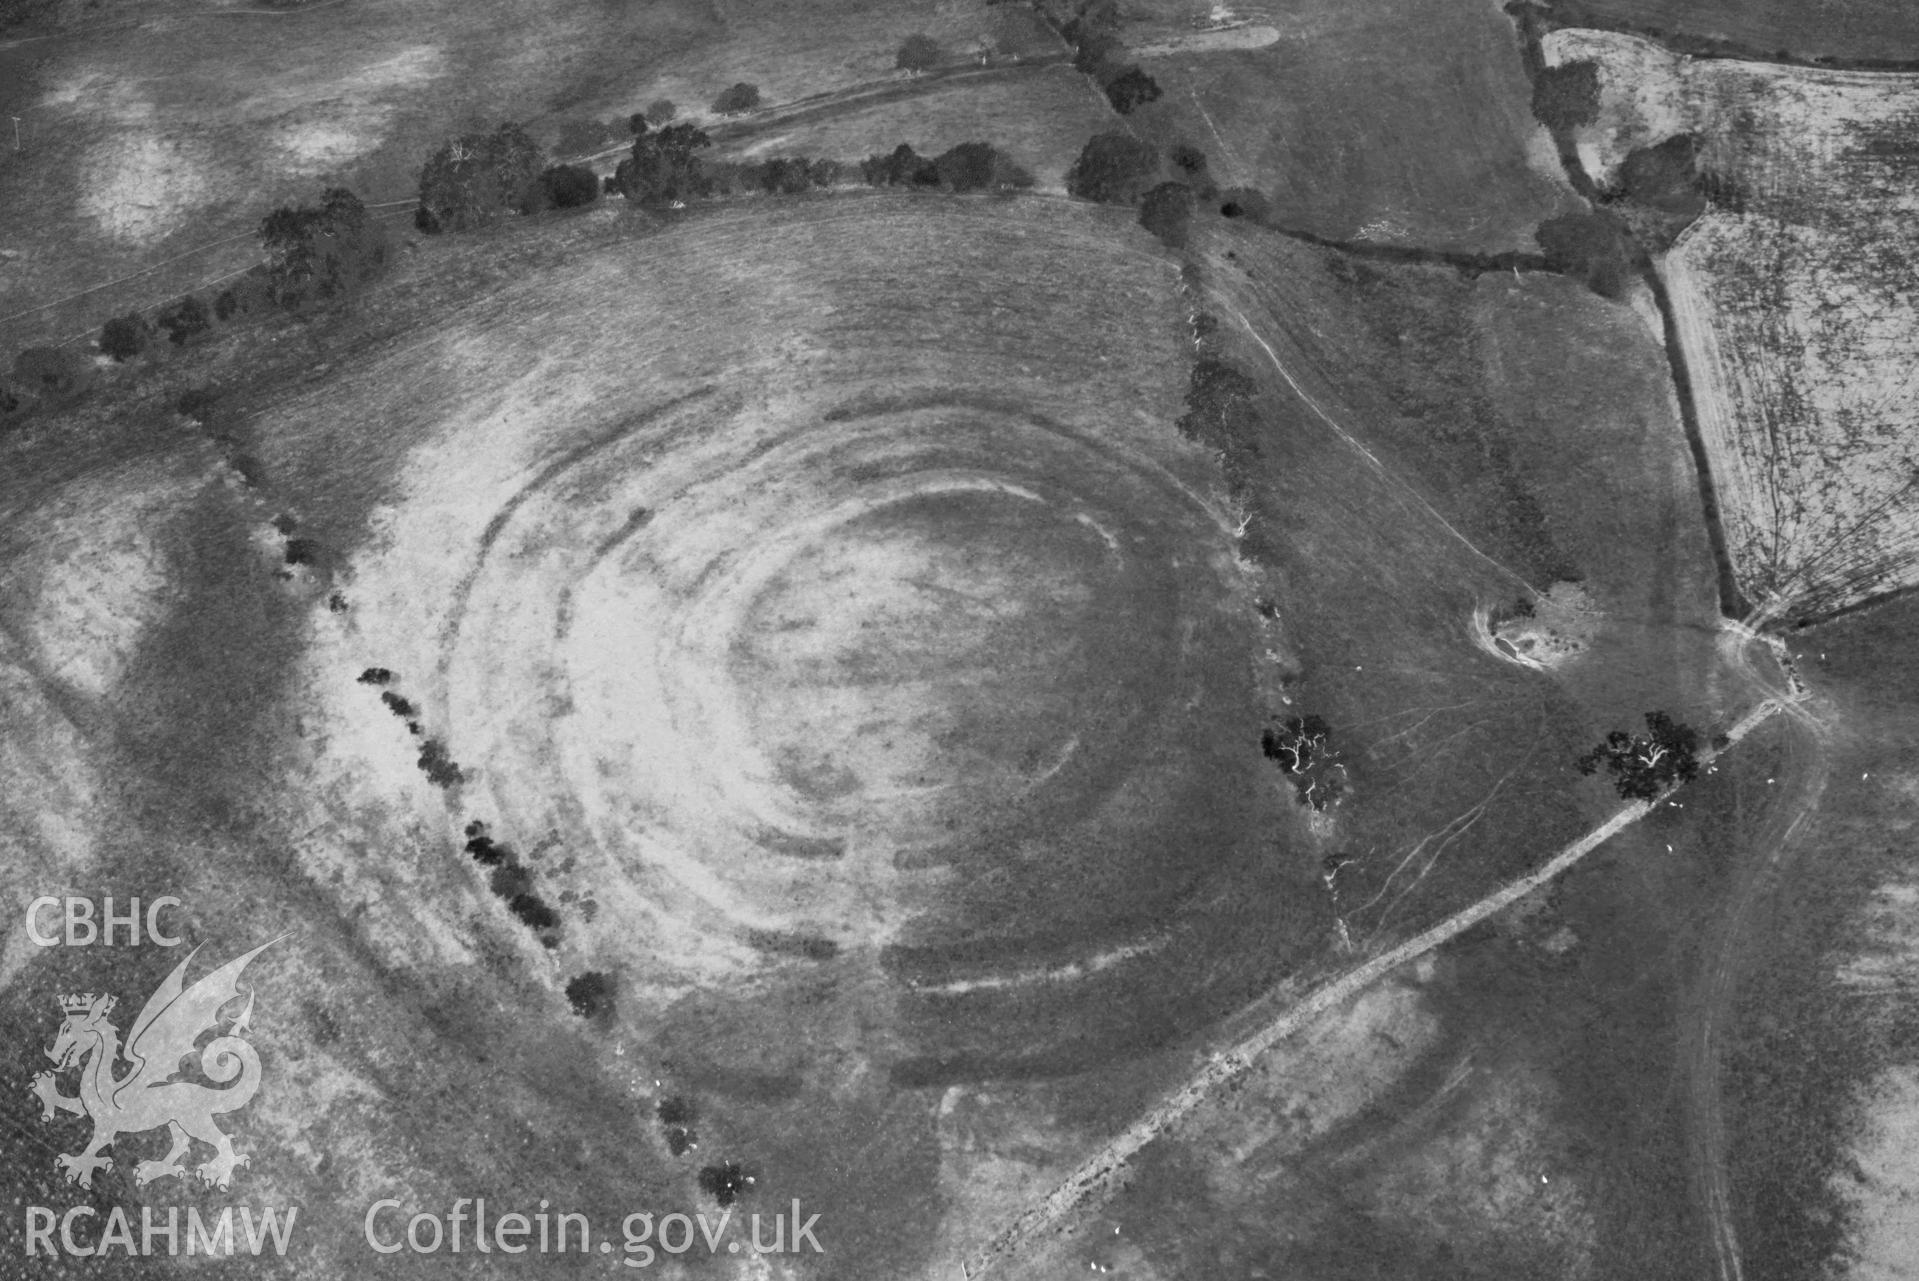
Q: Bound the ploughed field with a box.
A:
[1539,0,1919,63]
[1548,30,1919,619]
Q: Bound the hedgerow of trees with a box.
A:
[1057,1,1162,115]
[860,142,1033,192]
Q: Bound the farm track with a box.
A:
[962,684,1794,1279]
[1680,621,1831,1281]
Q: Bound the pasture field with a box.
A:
[1541,0,1919,64]
[1547,29,1919,619]
[1709,599,1919,1281]
[1189,215,1729,937]
[956,215,1760,1281]
[0,193,1338,1279]
[1107,0,1582,252]
[0,0,1058,353]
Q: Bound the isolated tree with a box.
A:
[98,313,150,362]
[1138,181,1195,247]
[564,972,616,1020]
[1262,714,1330,773]
[1261,714,1344,810]
[645,98,678,124]
[896,33,941,73]
[1103,65,1162,114]
[1065,131,1159,204]
[698,1162,752,1207]
[615,120,713,205]
[156,293,211,346]
[1576,711,1702,800]
[415,124,546,232]
[710,82,761,115]
[262,187,386,306]
[1532,60,1601,132]
[541,163,601,208]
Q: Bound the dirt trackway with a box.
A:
[1684,620,1831,1281]
[961,690,1792,1280]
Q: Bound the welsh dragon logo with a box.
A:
[29,938,280,1191]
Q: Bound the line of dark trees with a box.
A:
[414,123,608,232]
[607,112,1035,206]
[3,184,394,429]
[1056,0,1163,113]
[1061,131,1272,249]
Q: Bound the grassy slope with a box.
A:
[1192,214,1727,928]
[1113,0,1583,253]
[1716,600,1919,1281]
[1028,216,1749,1278]
[0,193,1328,1279]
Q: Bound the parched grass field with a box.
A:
[1107,0,1583,252]
[1541,0,1919,63]
[1713,599,1919,1280]
[1548,29,1919,619]
[0,0,1059,353]
[0,193,1338,1279]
